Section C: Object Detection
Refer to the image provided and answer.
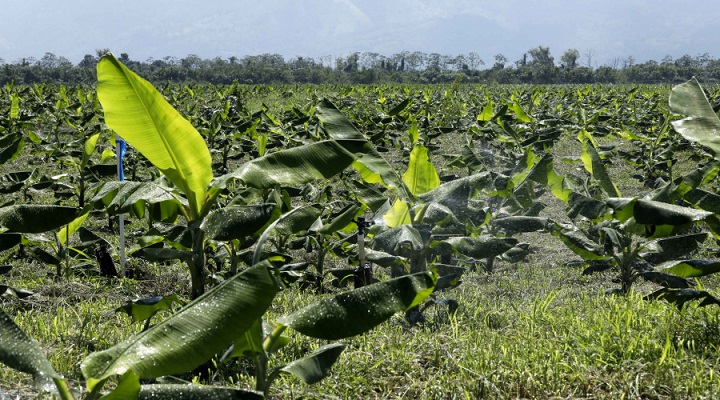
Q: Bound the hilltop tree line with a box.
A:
[1,47,719,86]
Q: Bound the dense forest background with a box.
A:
[1,47,719,85]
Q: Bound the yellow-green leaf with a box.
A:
[403,144,440,196]
[96,54,212,220]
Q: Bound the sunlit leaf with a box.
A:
[116,294,183,324]
[97,54,212,219]
[403,143,440,196]
[659,259,720,278]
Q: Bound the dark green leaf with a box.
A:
[640,233,707,264]
[567,192,607,220]
[552,226,609,261]
[373,225,424,254]
[81,263,279,388]
[606,198,712,226]
[202,204,276,242]
[639,271,691,289]
[646,288,720,309]
[0,205,78,234]
[278,271,436,340]
[493,216,550,234]
[0,234,21,252]
[217,140,356,190]
[0,137,24,165]
[0,308,61,394]
[279,343,345,385]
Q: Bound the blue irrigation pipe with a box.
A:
[116,139,127,276]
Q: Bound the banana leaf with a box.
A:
[669,78,720,160]
[81,263,279,390]
[97,54,212,220]
[278,271,435,340]
[278,343,345,385]
[0,309,64,396]
[0,205,78,234]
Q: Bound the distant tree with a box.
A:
[583,49,596,68]
[696,52,714,66]
[39,52,58,68]
[623,55,636,69]
[675,54,696,68]
[406,52,427,71]
[451,54,466,71]
[493,53,508,70]
[163,56,179,66]
[527,46,554,67]
[427,53,442,69]
[606,57,620,69]
[594,66,617,83]
[560,48,580,68]
[661,55,673,65]
[78,54,97,68]
[182,54,203,69]
[466,52,484,70]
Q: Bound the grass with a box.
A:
[1,82,720,399]
[4,237,719,399]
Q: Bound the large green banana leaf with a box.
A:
[669,78,720,160]
[81,263,279,390]
[527,154,572,203]
[88,180,186,221]
[606,198,712,226]
[430,236,518,259]
[278,271,436,340]
[659,259,720,278]
[316,99,409,198]
[96,54,212,220]
[0,205,78,234]
[201,204,277,241]
[213,140,356,191]
[252,205,322,265]
[0,309,63,396]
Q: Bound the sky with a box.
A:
[1,0,718,67]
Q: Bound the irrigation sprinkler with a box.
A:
[353,216,374,288]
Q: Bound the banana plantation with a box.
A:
[0,54,720,398]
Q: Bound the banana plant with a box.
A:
[554,131,719,295]
[642,77,720,307]
[94,54,362,298]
